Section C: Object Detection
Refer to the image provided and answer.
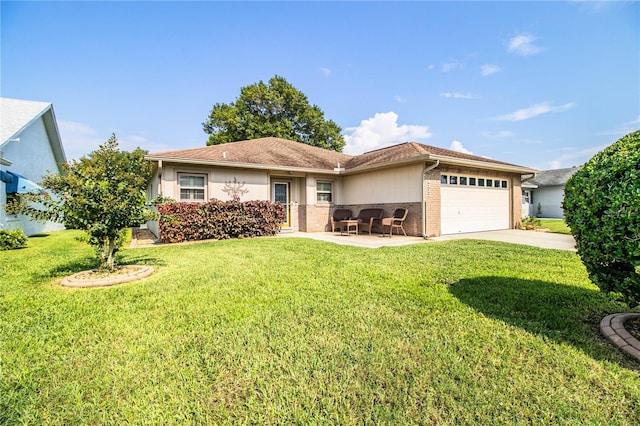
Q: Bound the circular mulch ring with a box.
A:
[61,265,154,288]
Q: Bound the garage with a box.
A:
[440,175,510,234]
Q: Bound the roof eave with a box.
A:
[42,106,68,168]
[343,154,537,175]
[430,154,538,174]
[144,155,342,175]
[342,155,433,175]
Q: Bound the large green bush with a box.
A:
[563,130,640,305]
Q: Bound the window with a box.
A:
[449,176,458,185]
[478,178,485,187]
[460,176,468,185]
[317,181,333,203]
[469,177,476,186]
[486,179,493,187]
[501,180,508,189]
[440,175,448,184]
[178,173,206,201]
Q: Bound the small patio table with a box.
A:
[340,219,359,236]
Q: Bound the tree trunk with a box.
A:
[99,237,117,271]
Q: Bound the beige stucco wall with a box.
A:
[342,164,424,205]
[159,163,269,202]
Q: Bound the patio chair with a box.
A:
[381,208,408,237]
[355,208,384,235]
[330,208,353,232]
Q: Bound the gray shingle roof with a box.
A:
[0,97,67,167]
[529,167,581,187]
[0,98,52,143]
[149,138,535,174]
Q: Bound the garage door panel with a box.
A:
[441,187,509,234]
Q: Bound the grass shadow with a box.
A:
[449,276,638,369]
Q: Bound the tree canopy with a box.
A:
[202,75,345,151]
[17,134,155,270]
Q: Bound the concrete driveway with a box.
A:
[278,229,576,251]
[430,229,576,251]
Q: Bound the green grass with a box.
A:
[2,230,639,424]
[538,218,572,234]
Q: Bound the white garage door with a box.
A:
[441,176,510,234]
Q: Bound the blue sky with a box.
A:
[2,1,638,170]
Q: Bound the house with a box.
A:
[145,137,536,238]
[521,167,580,219]
[0,97,67,235]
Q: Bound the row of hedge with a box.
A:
[157,200,286,243]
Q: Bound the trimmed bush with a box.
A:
[563,130,640,305]
[157,199,286,243]
[0,228,27,250]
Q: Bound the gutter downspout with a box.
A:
[422,160,440,238]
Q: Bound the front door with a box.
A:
[273,181,291,227]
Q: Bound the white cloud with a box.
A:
[441,92,480,100]
[58,120,172,160]
[394,95,406,103]
[507,33,545,56]
[343,112,431,155]
[441,60,462,72]
[481,64,502,76]
[320,67,331,77]
[599,116,640,137]
[428,64,435,70]
[450,141,473,155]
[546,144,605,169]
[493,102,576,121]
[571,0,610,13]
[481,130,515,139]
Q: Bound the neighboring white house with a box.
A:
[521,167,580,219]
[0,97,67,235]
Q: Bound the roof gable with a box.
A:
[0,97,67,167]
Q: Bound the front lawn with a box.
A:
[1,231,639,424]
[539,218,572,235]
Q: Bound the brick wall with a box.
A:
[424,169,442,237]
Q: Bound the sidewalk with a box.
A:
[431,229,576,251]
[277,229,576,251]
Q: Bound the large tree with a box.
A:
[17,134,155,271]
[202,75,345,151]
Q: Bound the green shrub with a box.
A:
[522,216,541,230]
[157,199,285,243]
[0,228,27,250]
[563,130,640,305]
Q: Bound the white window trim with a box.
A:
[440,173,509,189]
[177,172,208,202]
[316,180,334,203]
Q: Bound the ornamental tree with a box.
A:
[563,130,640,305]
[202,75,345,151]
[18,134,154,271]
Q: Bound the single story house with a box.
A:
[521,167,580,219]
[0,97,67,235]
[145,137,537,238]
